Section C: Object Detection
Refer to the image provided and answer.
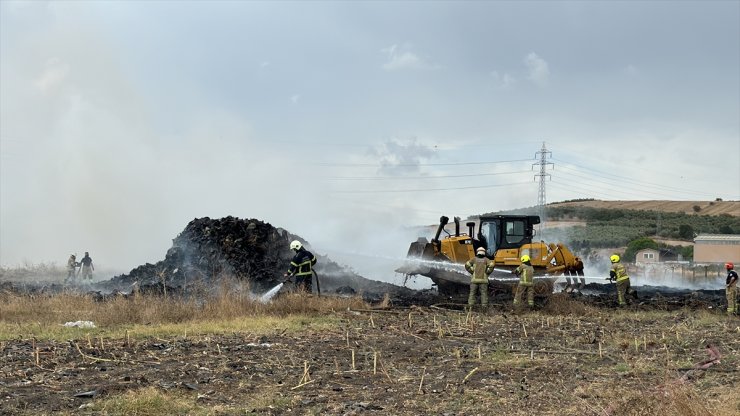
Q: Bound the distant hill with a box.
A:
[484,200,740,259]
[548,200,739,217]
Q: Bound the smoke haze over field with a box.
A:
[1,1,739,272]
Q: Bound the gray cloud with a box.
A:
[524,52,549,86]
[1,1,738,273]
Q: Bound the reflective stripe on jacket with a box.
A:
[288,248,317,277]
[611,263,629,282]
[465,257,494,284]
[515,263,534,286]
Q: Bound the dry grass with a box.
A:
[0,289,368,340]
[88,386,206,416]
[605,381,738,416]
[541,292,599,315]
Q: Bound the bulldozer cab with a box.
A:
[477,215,539,257]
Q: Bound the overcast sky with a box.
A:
[1,0,739,272]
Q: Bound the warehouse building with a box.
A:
[693,234,740,264]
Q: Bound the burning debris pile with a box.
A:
[104,216,295,294]
[102,216,419,300]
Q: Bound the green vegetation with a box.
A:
[489,206,739,254]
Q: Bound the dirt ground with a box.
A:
[1,297,739,415]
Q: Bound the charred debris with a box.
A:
[99,216,423,302]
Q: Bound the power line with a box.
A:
[551,160,722,198]
[553,169,687,199]
[313,158,534,167]
[330,180,533,193]
[324,169,531,181]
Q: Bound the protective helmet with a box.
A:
[610,254,620,263]
[290,240,302,251]
[726,262,734,270]
[520,255,530,263]
[476,247,486,255]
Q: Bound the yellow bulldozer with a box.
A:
[396,214,579,298]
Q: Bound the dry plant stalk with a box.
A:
[462,367,478,384]
[522,323,528,338]
[418,366,426,394]
[373,351,377,375]
[351,349,356,370]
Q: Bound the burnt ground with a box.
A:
[2,216,737,414]
[1,297,739,415]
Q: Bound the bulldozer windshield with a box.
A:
[479,215,537,254]
[505,220,527,244]
[479,221,498,255]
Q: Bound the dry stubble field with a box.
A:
[0,292,739,416]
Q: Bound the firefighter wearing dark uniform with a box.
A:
[465,247,495,311]
[79,252,94,281]
[725,262,738,315]
[284,240,317,293]
[609,254,631,306]
[513,255,535,309]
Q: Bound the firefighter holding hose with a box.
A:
[464,247,495,311]
[608,254,634,306]
[513,255,535,309]
[284,240,317,293]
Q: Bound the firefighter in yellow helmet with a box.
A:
[464,247,495,311]
[513,254,535,309]
[609,254,633,306]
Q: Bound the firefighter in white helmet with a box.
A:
[464,247,495,311]
[284,240,317,293]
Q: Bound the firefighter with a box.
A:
[725,262,738,315]
[284,240,317,293]
[609,254,632,306]
[64,254,79,283]
[79,252,94,281]
[513,255,535,309]
[464,247,495,311]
